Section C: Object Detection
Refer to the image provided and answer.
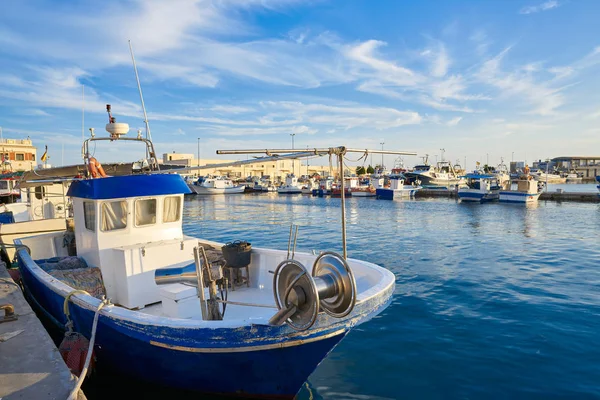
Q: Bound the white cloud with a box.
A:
[520,0,560,15]
[447,117,463,126]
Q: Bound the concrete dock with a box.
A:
[415,189,600,202]
[0,262,86,399]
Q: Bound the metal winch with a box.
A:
[268,251,356,331]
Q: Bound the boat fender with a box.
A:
[87,157,107,178]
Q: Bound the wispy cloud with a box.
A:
[519,1,560,15]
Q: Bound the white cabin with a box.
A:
[69,174,195,309]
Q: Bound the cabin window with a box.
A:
[16,153,24,161]
[34,186,45,200]
[101,201,128,231]
[163,196,181,223]
[135,198,156,226]
[83,201,95,231]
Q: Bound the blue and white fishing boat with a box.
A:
[499,178,543,204]
[15,107,395,399]
[457,173,501,203]
[596,175,600,196]
[375,173,420,200]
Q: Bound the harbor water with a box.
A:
[86,192,600,399]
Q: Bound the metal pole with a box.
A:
[197,138,200,168]
[339,153,347,259]
[380,141,384,169]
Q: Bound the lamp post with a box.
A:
[511,151,514,162]
[197,138,200,169]
[290,133,296,175]
[380,140,384,170]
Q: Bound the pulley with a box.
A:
[269,252,356,331]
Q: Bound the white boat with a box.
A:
[499,178,543,204]
[562,171,582,182]
[301,178,318,194]
[404,160,463,188]
[277,174,302,194]
[457,173,500,203]
[14,105,394,399]
[531,170,566,183]
[374,174,420,200]
[0,179,71,264]
[189,176,245,195]
[351,177,376,197]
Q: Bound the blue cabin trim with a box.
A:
[67,174,191,199]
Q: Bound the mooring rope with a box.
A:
[64,291,110,400]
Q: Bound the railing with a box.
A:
[0,139,33,145]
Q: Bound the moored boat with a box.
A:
[457,173,500,203]
[14,106,395,399]
[188,175,245,195]
[499,178,543,204]
[277,173,302,194]
[375,174,420,200]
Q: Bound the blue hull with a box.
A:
[375,188,416,200]
[458,191,499,203]
[17,249,393,399]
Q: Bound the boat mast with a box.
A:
[128,40,153,146]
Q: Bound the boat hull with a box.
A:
[16,246,394,399]
[189,185,245,195]
[457,190,499,203]
[351,190,375,197]
[499,191,541,203]
[375,188,417,200]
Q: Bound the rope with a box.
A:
[64,292,110,400]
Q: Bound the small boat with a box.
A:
[15,105,395,399]
[300,178,318,194]
[351,177,376,197]
[562,170,582,182]
[499,178,543,203]
[531,170,566,184]
[277,173,302,194]
[375,174,420,200]
[596,175,600,196]
[188,175,245,195]
[457,173,500,203]
[313,176,333,196]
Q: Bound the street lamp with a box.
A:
[380,140,384,169]
[197,138,200,168]
[290,133,296,175]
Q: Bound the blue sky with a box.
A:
[1,0,599,170]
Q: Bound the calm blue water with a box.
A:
[180,192,600,400]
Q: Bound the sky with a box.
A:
[1,0,599,170]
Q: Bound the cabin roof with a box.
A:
[67,174,191,200]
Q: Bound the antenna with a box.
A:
[82,84,85,141]
[128,40,152,145]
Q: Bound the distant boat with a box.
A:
[188,176,245,195]
[404,161,463,189]
[277,173,302,194]
[351,177,376,197]
[457,173,500,203]
[375,174,420,200]
[531,170,566,183]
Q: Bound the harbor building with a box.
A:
[551,156,600,179]
[0,138,37,171]
[161,152,335,179]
